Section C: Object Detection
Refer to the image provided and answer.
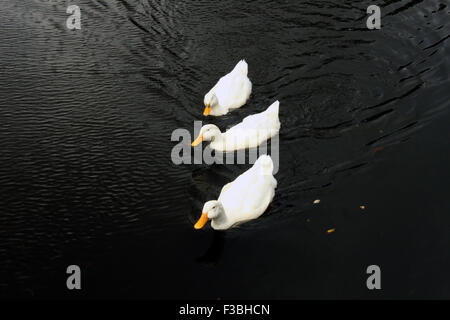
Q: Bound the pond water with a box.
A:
[0,0,449,298]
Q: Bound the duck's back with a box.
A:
[218,166,276,226]
[214,60,252,110]
[218,100,280,149]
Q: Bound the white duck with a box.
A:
[194,155,277,230]
[192,100,280,151]
[203,59,252,116]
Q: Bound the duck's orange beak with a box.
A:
[194,212,209,229]
[191,134,203,147]
[203,106,211,116]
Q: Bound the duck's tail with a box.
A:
[266,100,279,116]
[255,155,274,176]
[232,59,248,76]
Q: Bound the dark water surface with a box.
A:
[0,0,449,298]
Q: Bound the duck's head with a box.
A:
[191,124,221,147]
[194,200,225,229]
[203,93,219,116]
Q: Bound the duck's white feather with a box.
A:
[210,100,280,151]
[205,60,252,116]
[211,155,277,230]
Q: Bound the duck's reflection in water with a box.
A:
[196,231,225,266]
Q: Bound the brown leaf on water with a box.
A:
[374,147,384,153]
